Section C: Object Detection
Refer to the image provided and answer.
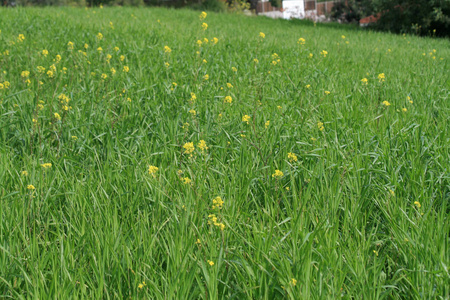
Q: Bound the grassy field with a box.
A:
[0,6,449,299]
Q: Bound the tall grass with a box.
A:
[0,6,449,299]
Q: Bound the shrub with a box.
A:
[372,0,450,37]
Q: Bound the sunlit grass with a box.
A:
[0,6,449,299]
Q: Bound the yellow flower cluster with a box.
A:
[208,214,225,230]
[317,121,324,131]
[212,196,224,210]
[242,115,250,124]
[40,163,52,169]
[138,281,146,289]
[17,34,25,42]
[183,142,195,154]
[288,152,298,162]
[198,140,208,152]
[272,170,283,179]
[148,165,158,178]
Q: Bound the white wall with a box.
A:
[282,0,305,19]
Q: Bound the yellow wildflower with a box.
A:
[42,49,49,56]
[291,278,297,286]
[201,23,208,30]
[317,122,324,131]
[203,74,209,80]
[199,11,207,20]
[378,73,385,82]
[21,171,28,176]
[224,96,232,104]
[259,32,265,39]
[207,260,214,266]
[148,165,158,178]
[320,50,328,57]
[40,163,52,169]
[212,196,224,210]
[190,92,197,102]
[297,37,305,45]
[288,152,298,162]
[183,142,195,154]
[54,113,61,120]
[164,45,171,53]
[182,177,192,185]
[414,201,421,208]
[382,101,391,106]
[123,66,129,73]
[265,120,270,129]
[198,140,208,152]
[361,78,368,85]
[96,32,103,40]
[272,170,283,179]
[242,115,250,124]
[27,185,35,190]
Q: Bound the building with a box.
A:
[257,0,336,20]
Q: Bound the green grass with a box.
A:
[0,6,449,299]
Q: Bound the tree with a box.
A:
[372,0,450,36]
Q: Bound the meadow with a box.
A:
[0,6,449,299]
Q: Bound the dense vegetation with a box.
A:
[0,7,449,299]
[332,0,450,37]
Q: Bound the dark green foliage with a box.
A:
[269,0,281,8]
[372,0,450,37]
[190,0,227,12]
[331,0,374,23]
[332,0,450,37]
